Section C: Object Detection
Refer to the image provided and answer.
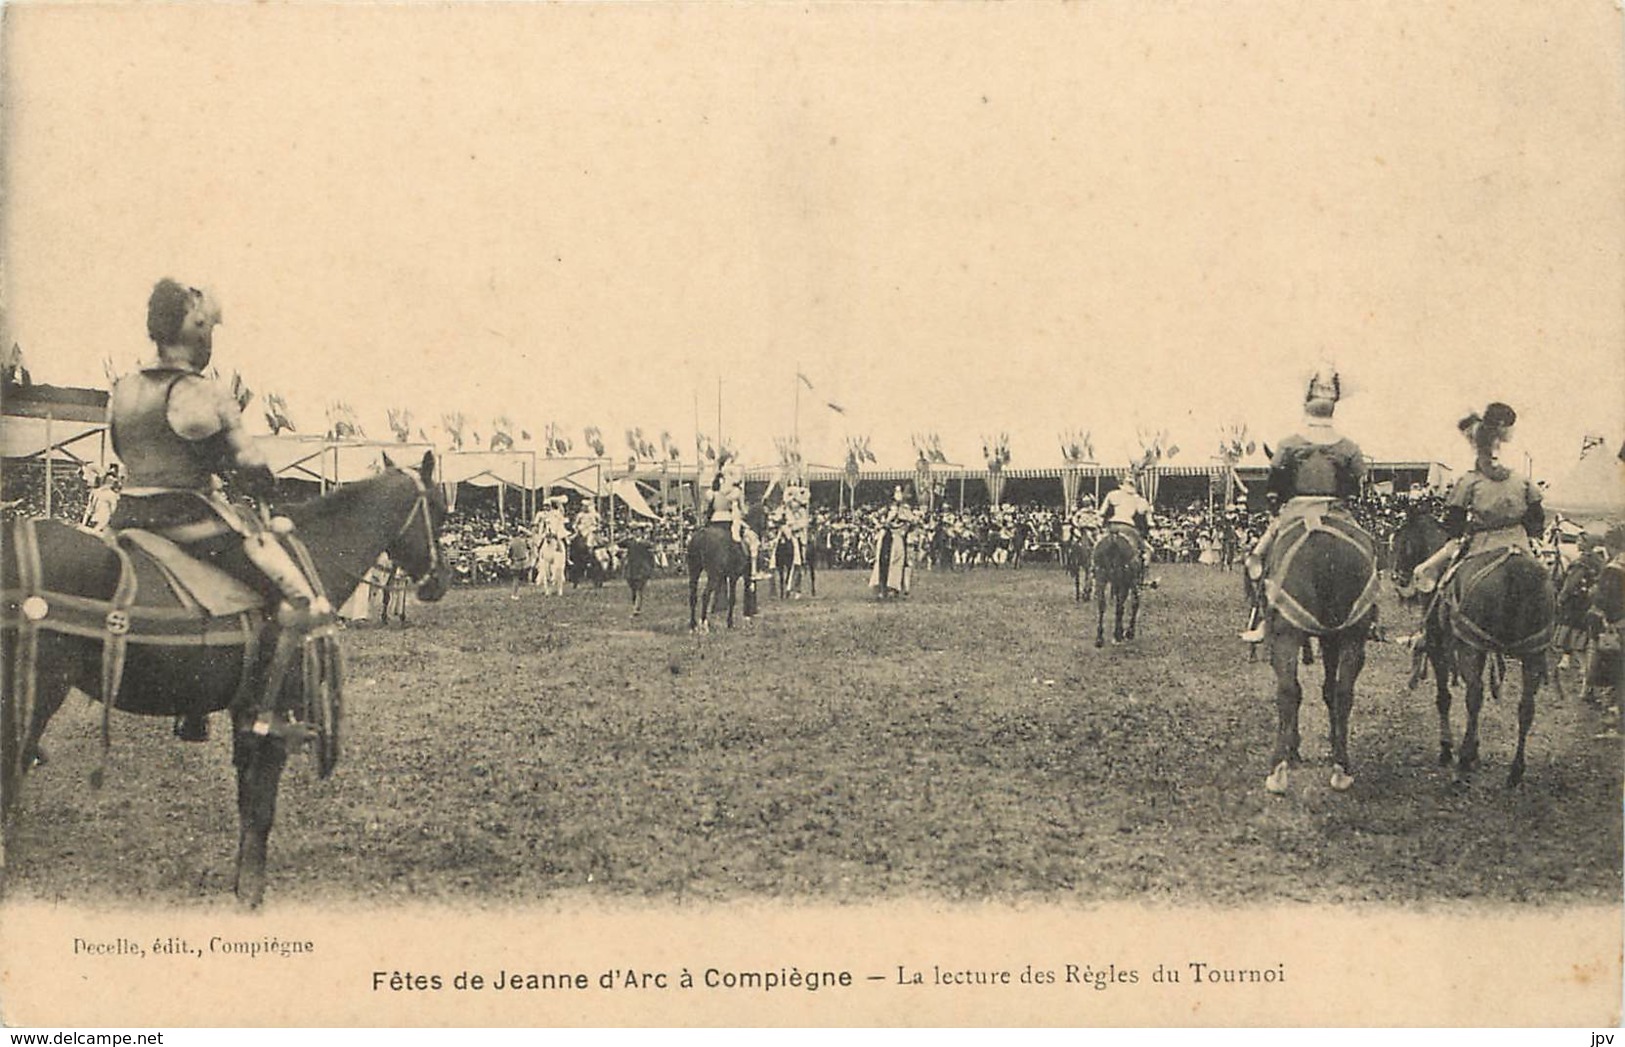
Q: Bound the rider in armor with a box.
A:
[1412,402,1542,594]
[1239,361,1368,642]
[1100,475,1154,571]
[108,279,326,740]
[699,454,753,566]
[1069,493,1103,539]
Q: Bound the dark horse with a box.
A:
[1391,507,1456,712]
[566,532,606,588]
[1,453,449,906]
[687,523,748,632]
[773,531,811,600]
[1428,547,1554,786]
[1391,507,1448,597]
[1091,524,1142,646]
[1060,523,1095,603]
[1257,504,1379,795]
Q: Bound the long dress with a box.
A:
[870,507,912,595]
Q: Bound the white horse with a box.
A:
[533,532,567,595]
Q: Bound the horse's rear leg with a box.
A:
[1453,646,1487,779]
[1432,646,1455,766]
[1506,653,1543,787]
[1094,584,1107,647]
[1266,622,1304,793]
[1323,634,1364,790]
[1125,584,1140,641]
[231,722,289,908]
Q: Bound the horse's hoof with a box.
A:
[1094,637,1104,648]
[1329,765,1354,792]
[1265,761,1291,794]
[1438,745,1453,767]
[1505,765,1525,788]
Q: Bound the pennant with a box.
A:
[797,372,815,390]
[827,401,846,415]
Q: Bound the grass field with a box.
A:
[5,563,1620,908]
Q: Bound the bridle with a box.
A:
[391,466,444,584]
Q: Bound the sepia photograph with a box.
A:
[1,0,1621,1029]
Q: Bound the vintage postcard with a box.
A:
[1,0,1620,1029]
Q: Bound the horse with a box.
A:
[533,531,566,596]
[1390,505,1457,702]
[687,523,748,632]
[773,531,803,600]
[567,532,605,588]
[1090,524,1143,646]
[1256,502,1379,795]
[1391,508,1448,598]
[1060,523,1096,602]
[1426,546,1554,786]
[1,452,449,907]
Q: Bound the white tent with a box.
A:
[1543,446,1625,525]
[257,435,439,488]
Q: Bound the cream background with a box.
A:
[2,0,1621,1028]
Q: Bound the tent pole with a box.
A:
[43,411,54,518]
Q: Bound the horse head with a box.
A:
[377,450,451,602]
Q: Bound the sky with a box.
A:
[3,2,1622,482]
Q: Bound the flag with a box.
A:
[1580,433,1607,458]
[827,401,846,415]
[797,372,815,390]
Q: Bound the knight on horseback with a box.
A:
[1068,493,1103,542]
[1239,361,1367,643]
[1100,474,1154,573]
[1411,403,1543,600]
[108,280,328,740]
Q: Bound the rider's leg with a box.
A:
[1412,538,1461,594]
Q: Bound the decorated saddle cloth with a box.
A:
[5,518,266,643]
[1262,500,1378,635]
[3,519,271,746]
[1439,544,1552,657]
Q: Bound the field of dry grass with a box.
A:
[5,563,1619,909]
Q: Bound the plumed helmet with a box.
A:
[147,279,221,346]
[1305,359,1341,405]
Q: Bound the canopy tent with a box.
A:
[1543,445,1625,525]
[257,435,438,489]
[1,384,109,466]
[440,449,539,518]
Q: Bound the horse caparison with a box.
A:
[1,453,449,907]
[1431,549,1554,786]
[1258,508,1379,795]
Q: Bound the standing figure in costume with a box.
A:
[1239,362,1367,642]
[870,485,915,598]
[1411,403,1542,593]
[573,502,601,545]
[81,468,121,532]
[108,279,326,741]
[1100,475,1154,571]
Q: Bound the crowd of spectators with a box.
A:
[0,463,1476,584]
